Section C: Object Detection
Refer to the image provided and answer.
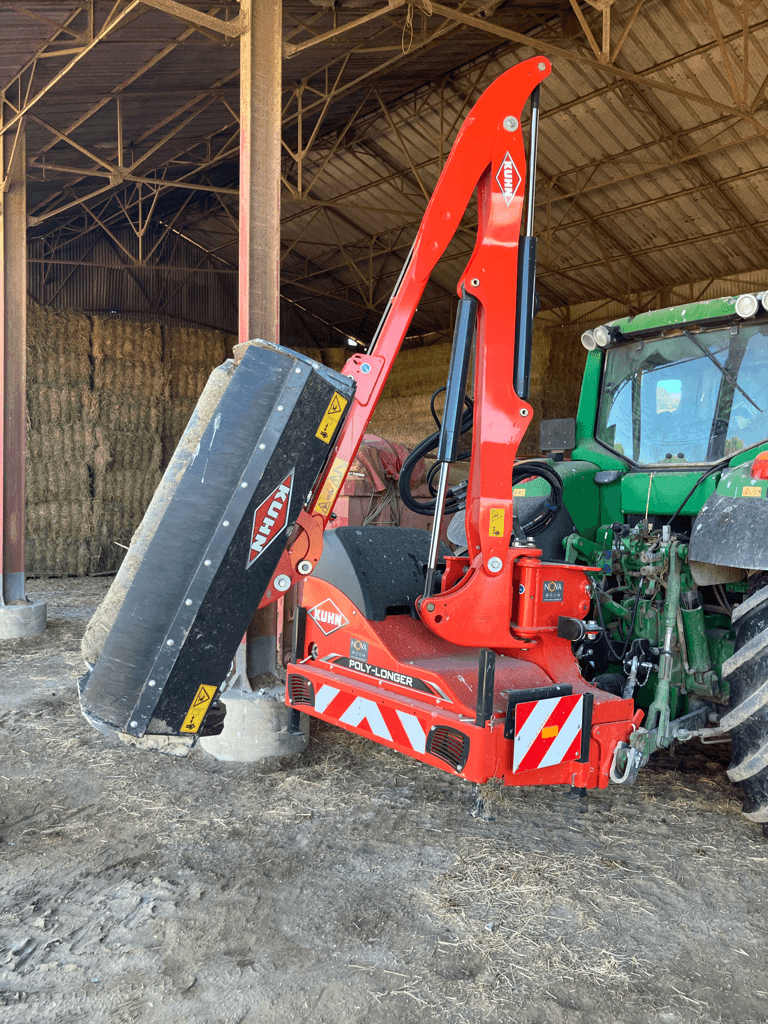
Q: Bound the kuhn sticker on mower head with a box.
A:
[309,598,349,635]
[247,469,294,567]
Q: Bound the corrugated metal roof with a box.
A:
[4,0,768,344]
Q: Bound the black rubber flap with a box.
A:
[690,489,768,571]
[79,342,354,737]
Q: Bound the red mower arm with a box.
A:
[262,55,551,616]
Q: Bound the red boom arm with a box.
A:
[262,57,554,652]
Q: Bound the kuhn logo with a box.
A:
[496,151,521,207]
[246,469,294,567]
[309,598,349,635]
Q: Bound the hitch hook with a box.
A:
[609,740,643,785]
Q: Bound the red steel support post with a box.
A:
[0,122,46,637]
[239,0,282,682]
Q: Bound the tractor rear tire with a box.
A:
[721,585,768,822]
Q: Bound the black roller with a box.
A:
[79,342,355,740]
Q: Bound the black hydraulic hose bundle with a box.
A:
[398,391,564,537]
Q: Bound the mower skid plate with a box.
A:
[79,342,355,740]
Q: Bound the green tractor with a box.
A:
[520,292,768,824]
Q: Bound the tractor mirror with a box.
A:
[540,417,576,458]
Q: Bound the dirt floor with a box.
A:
[1,577,768,1024]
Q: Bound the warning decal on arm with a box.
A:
[312,456,349,517]
[489,508,505,537]
[180,684,217,733]
[316,392,348,443]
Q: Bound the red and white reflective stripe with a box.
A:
[513,694,584,773]
[313,684,426,753]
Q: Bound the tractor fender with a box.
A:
[689,464,768,583]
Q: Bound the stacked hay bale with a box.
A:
[163,325,232,467]
[90,319,166,573]
[26,303,93,575]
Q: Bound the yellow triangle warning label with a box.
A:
[316,392,348,443]
[180,684,217,733]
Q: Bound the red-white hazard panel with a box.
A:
[512,694,587,773]
[314,684,427,753]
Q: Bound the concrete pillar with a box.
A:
[239,0,282,682]
[0,122,46,638]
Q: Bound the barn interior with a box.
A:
[3,0,768,590]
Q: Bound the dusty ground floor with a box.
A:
[1,577,767,1023]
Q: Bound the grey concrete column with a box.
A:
[0,121,46,638]
[239,0,282,681]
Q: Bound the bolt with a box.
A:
[204,559,211,566]
[538,61,546,71]
[295,367,302,374]
[274,574,291,592]
[148,680,156,687]
[297,560,313,575]
[470,277,481,287]
[277,405,284,412]
[503,115,519,132]
[223,520,229,527]
[520,408,529,417]
[488,556,503,573]
[426,602,435,612]
[166,639,174,646]
[241,481,248,488]
[361,362,371,374]
[185,599,193,606]
[130,721,138,729]
[259,443,266,450]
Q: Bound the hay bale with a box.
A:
[26,457,91,504]
[27,302,91,386]
[94,391,162,433]
[26,536,91,577]
[164,324,227,367]
[27,384,95,427]
[26,499,93,541]
[26,422,97,466]
[92,317,161,363]
[167,363,214,401]
[93,357,168,397]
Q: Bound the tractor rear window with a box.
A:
[596,324,768,465]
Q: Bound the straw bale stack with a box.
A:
[89,317,165,573]
[24,310,241,576]
[161,326,234,467]
[26,306,94,576]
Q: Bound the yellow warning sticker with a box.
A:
[743,485,762,497]
[316,392,348,444]
[312,456,349,517]
[489,508,505,537]
[180,684,217,734]
[541,725,559,739]
[513,488,526,497]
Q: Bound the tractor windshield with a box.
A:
[596,323,768,465]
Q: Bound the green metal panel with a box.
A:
[574,349,603,447]
[620,471,718,516]
[607,295,741,336]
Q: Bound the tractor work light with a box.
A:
[581,329,596,351]
[593,324,612,348]
[750,450,768,480]
[735,293,759,318]
[760,291,768,312]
